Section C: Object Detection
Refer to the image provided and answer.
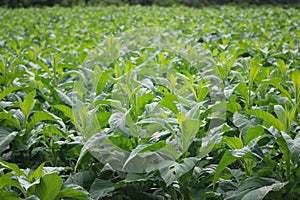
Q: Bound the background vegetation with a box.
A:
[0,0,299,8]
[1,3,300,199]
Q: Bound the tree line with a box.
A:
[0,0,299,8]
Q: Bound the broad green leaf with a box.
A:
[276,58,288,76]
[108,135,136,151]
[96,112,112,128]
[160,157,198,187]
[35,173,63,200]
[0,173,25,194]
[249,57,260,89]
[276,134,291,165]
[197,85,209,102]
[136,92,155,114]
[109,110,137,137]
[0,127,17,154]
[213,150,238,188]
[95,99,127,113]
[35,60,51,75]
[226,177,287,200]
[52,104,79,128]
[25,195,40,200]
[20,90,36,121]
[245,125,264,145]
[96,71,111,96]
[122,141,166,170]
[274,105,288,132]
[36,125,66,138]
[29,162,46,183]
[274,105,286,125]
[56,185,90,200]
[160,95,178,114]
[223,137,243,149]
[262,79,292,100]
[291,69,300,103]
[89,179,114,200]
[0,191,21,200]
[227,101,242,113]
[27,111,65,132]
[55,89,73,106]
[246,109,284,131]
[136,118,175,134]
[0,112,21,128]
[181,119,200,153]
[281,132,300,162]
[198,126,223,158]
[65,171,96,189]
[0,160,25,176]
[0,86,20,101]
[235,82,249,107]
[75,132,109,171]
[233,112,255,136]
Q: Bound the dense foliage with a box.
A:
[0,0,299,8]
[1,5,300,200]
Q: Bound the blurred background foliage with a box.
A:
[0,0,299,8]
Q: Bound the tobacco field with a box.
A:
[0,5,300,200]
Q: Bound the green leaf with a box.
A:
[96,71,111,96]
[0,112,21,128]
[213,150,238,188]
[276,58,288,75]
[21,90,36,121]
[160,157,198,187]
[249,57,260,88]
[89,179,114,200]
[274,105,288,132]
[235,82,249,106]
[197,86,209,102]
[52,104,78,128]
[262,79,292,100]
[29,162,46,183]
[0,160,25,176]
[136,92,155,114]
[233,112,255,136]
[181,119,200,153]
[27,111,65,132]
[246,109,284,131]
[109,110,137,137]
[65,171,96,189]
[0,173,25,195]
[227,177,287,200]
[0,86,20,101]
[223,136,243,149]
[75,132,115,171]
[25,195,40,200]
[160,95,178,114]
[55,89,73,106]
[96,112,112,128]
[198,127,223,158]
[291,69,300,102]
[0,191,21,200]
[274,105,286,124]
[0,127,17,154]
[245,125,264,145]
[281,132,300,162]
[122,141,166,170]
[108,135,135,151]
[57,185,90,200]
[136,118,175,134]
[35,173,63,200]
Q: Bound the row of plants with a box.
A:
[1,0,300,8]
[0,5,300,199]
